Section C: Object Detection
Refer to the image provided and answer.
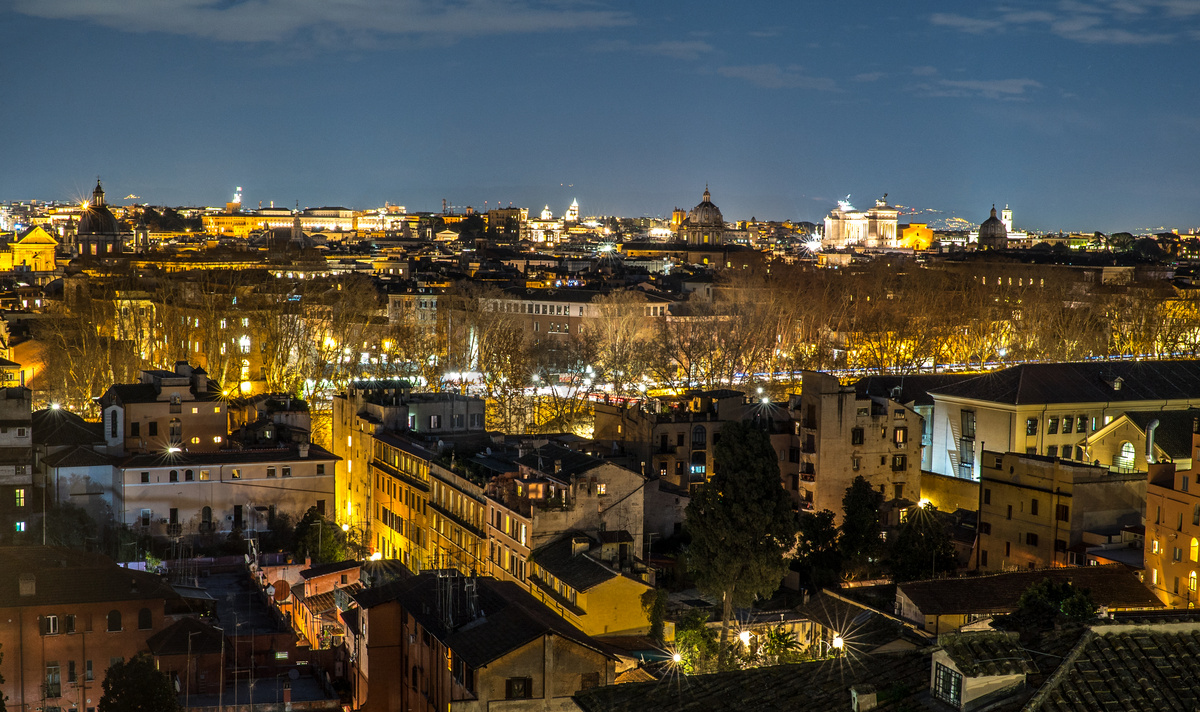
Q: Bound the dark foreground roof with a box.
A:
[574,652,931,712]
[1027,623,1200,711]
[897,565,1162,617]
[928,360,1200,405]
[146,616,225,656]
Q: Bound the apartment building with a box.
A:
[98,362,227,456]
[976,451,1144,571]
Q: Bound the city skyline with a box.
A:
[4,1,1198,233]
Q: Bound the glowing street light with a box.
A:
[671,652,682,663]
[738,630,751,647]
[832,635,844,650]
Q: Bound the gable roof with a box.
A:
[0,546,180,608]
[927,360,1200,406]
[1122,409,1200,460]
[939,631,1037,677]
[897,565,1163,617]
[796,590,932,653]
[146,616,225,656]
[530,535,626,593]
[352,572,616,668]
[1026,623,1200,711]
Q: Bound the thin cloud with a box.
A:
[932,2,1182,44]
[920,77,1043,100]
[852,71,885,82]
[11,0,633,43]
[591,38,714,60]
[912,65,938,76]
[717,64,837,90]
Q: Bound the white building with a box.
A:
[822,195,899,249]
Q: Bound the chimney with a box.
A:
[1146,418,1161,465]
[299,443,310,458]
[850,685,878,711]
[571,536,590,556]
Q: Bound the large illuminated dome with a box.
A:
[679,186,724,245]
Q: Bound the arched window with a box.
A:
[202,506,212,525]
[185,469,194,482]
[169,470,178,483]
[1115,441,1135,470]
[692,425,707,446]
[138,607,152,630]
[107,610,122,632]
[1191,571,1197,592]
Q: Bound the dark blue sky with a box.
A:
[3,0,1197,232]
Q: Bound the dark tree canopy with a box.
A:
[997,579,1097,632]
[292,506,349,564]
[794,509,844,590]
[685,421,798,666]
[840,475,884,570]
[98,653,180,712]
[887,506,959,582]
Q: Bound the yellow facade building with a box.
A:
[0,226,57,273]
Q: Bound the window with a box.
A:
[1057,504,1070,522]
[168,418,182,442]
[1062,416,1073,434]
[231,469,241,479]
[1006,504,1013,520]
[169,470,178,483]
[267,467,277,478]
[983,488,991,505]
[190,436,200,444]
[1026,418,1038,436]
[140,471,150,483]
[596,483,607,495]
[1174,547,1183,563]
[130,422,140,437]
[65,614,75,634]
[110,411,118,439]
[185,469,194,482]
[85,660,93,681]
[1077,415,1087,433]
[692,425,707,446]
[893,427,908,447]
[138,608,152,630]
[851,428,864,445]
[1047,417,1059,434]
[1031,499,1039,516]
[1192,538,1199,563]
[43,615,60,635]
[891,454,907,471]
[68,661,77,684]
[1185,476,1192,493]
[106,610,121,632]
[1115,441,1135,470]
[140,509,151,527]
[961,410,976,439]
[1047,445,1058,458]
[148,422,158,436]
[979,521,991,535]
[851,456,860,471]
[316,464,325,475]
[281,466,291,477]
[1005,542,1011,557]
[46,663,61,698]
[933,663,962,706]
[959,438,975,477]
[14,488,24,507]
[14,521,25,533]
[430,414,441,429]
[981,550,988,566]
[1026,533,1039,547]
[505,677,532,699]
[1192,571,1198,592]
[1055,539,1067,553]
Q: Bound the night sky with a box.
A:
[3,1,1197,233]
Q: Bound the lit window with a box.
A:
[15,521,26,532]
[214,406,221,413]
[191,437,200,444]
[596,483,607,495]
[192,407,198,414]
[231,469,241,479]
[214,436,222,443]
[14,488,24,507]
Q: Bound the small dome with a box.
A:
[688,187,723,227]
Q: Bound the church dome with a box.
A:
[979,205,1008,247]
[77,180,122,235]
[687,187,723,227]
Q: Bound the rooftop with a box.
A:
[927,360,1200,406]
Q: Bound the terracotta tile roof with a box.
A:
[939,631,1037,677]
[897,565,1162,617]
[574,651,932,711]
[0,546,180,608]
[1027,623,1200,711]
[796,590,933,652]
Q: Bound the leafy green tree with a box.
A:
[840,476,883,574]
[685,421,798,669]
[292,507,349,564]
[98,653,180,712]
[794,509,843,590]
[997,578,1097,632]
[640,588,668,646]
[672,609,718,674]
[887,506,959,582]
[1109,232,1135,252]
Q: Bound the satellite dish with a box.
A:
[273,580,290,603]
[266,584,275,598]
[288,669,300,681]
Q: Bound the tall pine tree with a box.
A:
[686,421,798,669]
